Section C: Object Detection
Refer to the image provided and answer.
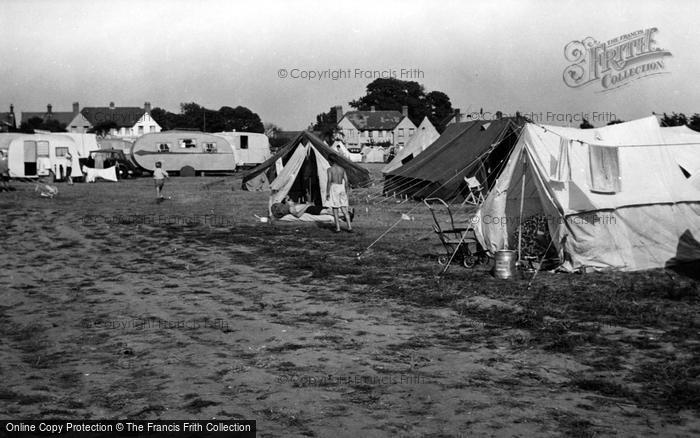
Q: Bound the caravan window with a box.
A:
[179,139,197,148]
[204,142,217,153]
[55,147,69,157]
[240,136,249,149]
[37,141,49,157]
[158,143,171,152]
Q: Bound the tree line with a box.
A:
[312,78,455,143]
[150,103,264,133]
[13,103,265,135]
[579,112,700,130]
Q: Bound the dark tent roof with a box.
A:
[383,117,524,201]
[241,131,370,190]
[343,110,405,131]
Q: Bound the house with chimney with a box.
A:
[0,104,17,132]
[335,105,417,152]
[21,104,76,131]
[68,102,161,138]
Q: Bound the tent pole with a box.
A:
[517,155,527,264]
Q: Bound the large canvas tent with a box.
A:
[659,125,700,189]
[473,116,700,272]
[382,117,439,174]
[383,117,524,201]
[241,131,370,205]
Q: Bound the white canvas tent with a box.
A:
[60,133,99,158]
[383,117,439,174]
[269,143,330,211]
[660,126,700,189]
[473,116,700,272]
[331,140,362,162]
[242,131,370,201]
[361,146,386,163]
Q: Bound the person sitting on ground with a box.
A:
[269,195,354,220]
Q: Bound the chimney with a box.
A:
[496,111,503,120]
[454,108,461,123]
[144,102,152,113]
[335,105,343,123]
[370,105,376,112]
[47,104,53,114]
[402,105,408,117]
[109,102,115,109]
[9,104,15,125]
[73,102,79,115]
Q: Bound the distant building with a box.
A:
[69,102,161,137]
[21,104,75,130]
[0,104,17,132]
[335,105,417,152]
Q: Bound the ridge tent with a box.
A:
[659,125,700,189]
[332,140,362,162]
[241,131,370,199]
[383,117,524,201]
[361,146,386,163]
[473,116,700,272]
[383,117,439,174]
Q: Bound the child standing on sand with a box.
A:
[153,161,169,199]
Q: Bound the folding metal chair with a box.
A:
[462,176,485,206]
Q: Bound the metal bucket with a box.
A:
[494,250,516,279]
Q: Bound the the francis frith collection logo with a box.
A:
[563,28,672,92]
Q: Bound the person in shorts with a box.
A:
[153,161,169,199]
[325,154,353,233]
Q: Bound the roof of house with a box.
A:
[341,110,407,131]
[81,106,146,128]
[21,111,75,126]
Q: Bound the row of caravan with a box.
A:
[0,131,271,178]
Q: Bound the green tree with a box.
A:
[580,118,594,129]
[219,106,264,133]
[151,107,180,130]
[312,106,343,144]
[19,116,67,133]
[660,112,687,127]
[150,103,264,133]
[689,114,700,132]
[348,78,454,132]
[88,121,119,136]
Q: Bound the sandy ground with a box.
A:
[1,173,699,437]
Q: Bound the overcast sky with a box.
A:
[1,0,697,130]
